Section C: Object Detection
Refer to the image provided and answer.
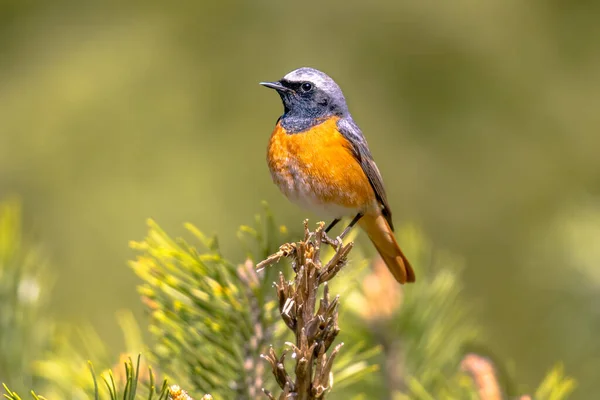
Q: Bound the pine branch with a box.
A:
[3,355,180,400]
[258,220,353,399]
[130,208,286,399]
[0,203,576,399]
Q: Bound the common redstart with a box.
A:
[261,67,415,284]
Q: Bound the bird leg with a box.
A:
[323,213,363,248]
[339,212,363,240]
[324,218,341,233]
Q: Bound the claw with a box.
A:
[321,232,338,249]
[335,236,343,249]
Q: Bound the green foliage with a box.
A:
[130,219,268,397]
[0,200,578,399]
[343,225,577,399]
[396,373,480,400]
[129,206,381,398]
[535,364,577,400]
[2,384,45,400]
[0,199,173,400]
[237,202,290,262]
[0,199,53,393]
[3,355,169,400]
[397,226,480,393]
[89,356,170,400]
[342,225,479,398]
[393,363,576,400]
[328,341,381,392]
[2,1,600,396]
[32,311,151,399]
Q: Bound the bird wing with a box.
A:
[337,118,394,231]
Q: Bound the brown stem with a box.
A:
[257,221,350,399]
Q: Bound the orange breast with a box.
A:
[267,116,376,215]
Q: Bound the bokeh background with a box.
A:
[1,0,599,398]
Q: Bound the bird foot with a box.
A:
[322,232,344,249]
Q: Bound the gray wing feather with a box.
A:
[337,118,394,231]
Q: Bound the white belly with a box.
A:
[271,161,360,219]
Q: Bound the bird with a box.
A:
[260,67,415,284]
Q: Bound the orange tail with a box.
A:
[359,213,416,284]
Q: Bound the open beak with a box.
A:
[260,81,291,92]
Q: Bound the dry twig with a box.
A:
[257,220,352,399]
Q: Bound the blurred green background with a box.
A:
[1,0,599,398]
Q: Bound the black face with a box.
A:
[267,79,345,120]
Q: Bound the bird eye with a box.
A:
[301,82,313,92]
